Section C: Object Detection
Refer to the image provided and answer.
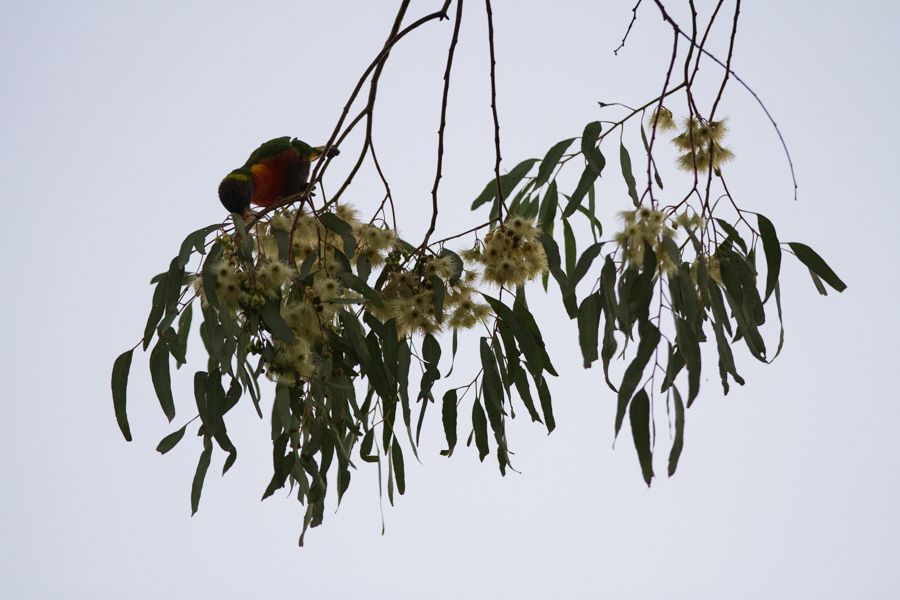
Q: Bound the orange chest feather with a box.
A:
[250,151,300,207]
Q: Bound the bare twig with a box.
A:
[485,0,505,223]
[422,0,465,249]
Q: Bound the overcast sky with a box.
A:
[2,1,898,598]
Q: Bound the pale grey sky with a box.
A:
[2,1,898,598]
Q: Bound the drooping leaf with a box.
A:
[571,242,606,290]
[156,425,187,455]
[577,292,602,368]
[339,271,385,308]
[674,317,701,406]
[615,319,660,436]
[174,303,192,368]
[480,338,508,474]
[581,121,606,175]
[563,218,576,276]
[538,181,559,236]
[190,436,213,516]
[111,349,134,441]
[440,248,465,285]
[258,300,297,344]
[629,389,653,486]
[757,213,782,303]
[535,138,575,188]
[391,441,405,495]
[535,374,555,434]
[143,275,167,350]
[667,386,685,477]
[441,389,458,457]
[471,158,539,210]
[562,167,598,218]
[472,399,489,461]
[619,142,640,207]
[788,242,846,292]
[149,338,176,422]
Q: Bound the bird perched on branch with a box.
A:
[218,137,338,216]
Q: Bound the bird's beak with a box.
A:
[311,145,340,161]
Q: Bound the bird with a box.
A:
[218,137,338,216]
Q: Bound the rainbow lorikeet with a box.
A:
[218,137,338,216]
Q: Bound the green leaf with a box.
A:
[175,303,192,368]
[619,143,640,207]
[111,349,134,441]
[439,248,465,285]
[536,374,555,434]
[177,224,221,268]
[156,425,187,454]
[391,441,405,495]
[615,319,660,436]
[472,399,489,461]
[441,389,458,457]
[757,213,782,303]
[190,436,213,516]
[577,292,601,368]
[629,389,654,486]
[149,339,176,422]
[258,300,297,343]
[538,231,576,316]
[715,219,748,254]
[538,181,559,236]
[143,275,167,350]
[563,218,576,276]
[430,276,446,323]
[668,387,685,477]
[562,167,598,218]
[471,158,539,210]
[200,242,224,310]
[320,212,353,235]
[674,317,702,405]
[581,121,606,175]
[788,242,846,292]
[571,242,606,290]
[339,271,385,308]
[163,256,185,319]
[480,339,508,475]
[535,138,575,188]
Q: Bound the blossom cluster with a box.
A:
[189,207,551,388]
[463,217,548,287]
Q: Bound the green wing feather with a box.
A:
[243,136,293,167]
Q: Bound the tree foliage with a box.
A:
[112,0,844,545]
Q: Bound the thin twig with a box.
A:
[485,0,505,223]
[422,0,464,249]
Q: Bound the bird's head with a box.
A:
[291,138,340,161]
[218,168,253,215]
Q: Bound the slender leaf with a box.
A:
[190,436,213,515]
[757,213,782,303]
[441,389,458,457]
[472,399,489,461]
[667,387,685,477]
[149,339,176,422]
[111,349,134,441]
[471,158,539,210]
[562,167,598,218]
[577,292,602,368]
[788,242,846,292]
[581,121,606,175]
[535,138,575,188]
[619,143,639,207]
[156,425,187,454]
[629,389,653,486]
[615,319,660,436]
[563,218,576,276]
